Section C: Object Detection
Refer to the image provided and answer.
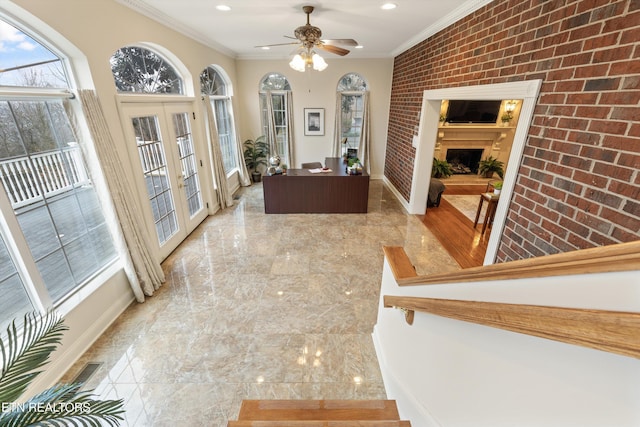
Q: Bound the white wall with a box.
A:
[374,258,640,427]
[235,58,393,178]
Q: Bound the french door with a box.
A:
[120,102,207,260]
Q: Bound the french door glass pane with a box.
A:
[0,234,34,331]
[172,112,202,217]
[1,100,117,303]
[132,115,178,244]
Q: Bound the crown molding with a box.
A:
[391,0,495,57]
[114,0,237,58]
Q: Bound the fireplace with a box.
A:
[445,148,484,174]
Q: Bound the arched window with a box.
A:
[336,73,369,160]
[201,66,238,174]
[110,46,183,94]
[0,18,117,328]
[259,73,294,167]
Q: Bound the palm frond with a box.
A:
[0,311,68,403]
[0,383,125,427]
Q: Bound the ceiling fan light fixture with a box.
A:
[312,53,328,71]
[289,49,328,72]
[289,53,306,72]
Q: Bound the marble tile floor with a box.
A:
[60,180,461,426]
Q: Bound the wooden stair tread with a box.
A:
[228,421,411,427]
[237,400,401,421]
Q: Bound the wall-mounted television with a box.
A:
[445,100,501,124]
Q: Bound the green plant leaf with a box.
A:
[0,311,67,403]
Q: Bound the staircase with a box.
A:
[227,400,411,426]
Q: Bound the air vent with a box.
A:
[71,362,102,389]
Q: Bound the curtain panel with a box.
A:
[204,98,234,208]
[74,90,165,302]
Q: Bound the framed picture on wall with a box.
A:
[304,108,324,136]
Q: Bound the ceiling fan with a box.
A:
[257,5,359,67]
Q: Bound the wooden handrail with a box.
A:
[384,295,640,359]
[384,241,640,286]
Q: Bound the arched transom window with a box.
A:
[110,46,183,94]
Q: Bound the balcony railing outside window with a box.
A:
[0,145,89,209]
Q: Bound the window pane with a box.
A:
[132,115,179,244]
[0,234,34,332]
[339,94,364,157]
[110,46,183,94]
[200,67,226,96]
[172,112,203,217]
[0,100,117,303]
[0,19,67,88]
[260,73,291,91]
[337,73,368,92]
[213,99,238,173]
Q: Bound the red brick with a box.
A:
[387,0,640,260]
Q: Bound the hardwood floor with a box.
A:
[419,184,490,268]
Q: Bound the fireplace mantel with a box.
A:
[437,125,515,143]
[434,124,516,166]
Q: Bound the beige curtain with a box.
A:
[234,124,251,187]
[75,90,164,302]
[332,93,343,157]
[284,91,295,167]
[358,91,371,174]
[264,90,278,157]
[203,98,234,208]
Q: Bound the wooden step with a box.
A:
[228,421,411,427]
[237,400,401,421]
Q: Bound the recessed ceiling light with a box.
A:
[216,5,231,11]
[355,45,364,49]
[381,3,397,10]
[261,46,270,50]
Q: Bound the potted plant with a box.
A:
[493,181,503,195]
[0,311,124,426]
[500,112,513,126]
[478,156,505,179]
[431,158,453,179]
[243,136,269,183]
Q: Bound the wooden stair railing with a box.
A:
[381,242,640,359]
[384,240,640,286]
[227,400,411,426]
[384,295,640,359]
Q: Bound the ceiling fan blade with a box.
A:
[322,39,359,47]
[318,44,350,56]
[255,42,300,48]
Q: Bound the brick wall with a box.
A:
[385,0,640,261]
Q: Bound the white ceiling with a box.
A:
[115,0,493,60]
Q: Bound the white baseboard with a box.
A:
[27,271,135,394]
[382,176,411,212]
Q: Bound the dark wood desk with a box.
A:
[263,157,369,213]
